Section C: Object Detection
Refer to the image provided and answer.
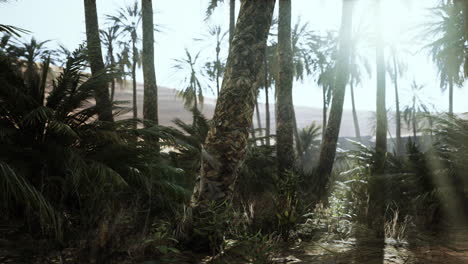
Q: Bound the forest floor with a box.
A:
[1,224,468,263]
[272,226,468,264]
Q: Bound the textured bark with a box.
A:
[142,0,159,128]
[315,0,354,200]
[350,82,361,141]
[393,56,402,156]
[191,0,275,207]
[375,0,387,173]
[229,0,236,44]
[276,0,295,176]
[83,0,113,122]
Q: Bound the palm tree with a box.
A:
[205,0,236,44]
[423,1,464,115]
[315,0,355,200]
[276,0,295,176]
[172,49,205,125]
[83,0,114,122]
[348,21,372,142]
[375,0,388,173]
[141,0,159,133]
[403,81,432,141]
[9,37,53,87]
[107,1,142,120]
[190,0,275,218]
[387,44,407,155]
[100,25,121,101]
[197,25,228,97]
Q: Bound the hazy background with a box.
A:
[1,0,467,115]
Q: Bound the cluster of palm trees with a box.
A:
[2,0,468,251]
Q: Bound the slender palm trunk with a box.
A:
[255,97,264,145]
[412,97,417,141]
[375,0,387,173]
[83,0,113,122]
[393,56,402,156]
[109,44,116,102]
[265,87,271,146]
[142,0,159,123]
[215,43,221,96]
[229,0,235,44]
[315,0,354,200]
[292,106,303,164]
[449,79,454,115]
[277,0,295,176]
[322,85,327,137]
[131,38,138,120]
[350,82,361,141]
[190,0,275,208]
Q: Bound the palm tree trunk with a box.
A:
[412,97,417,141]
[215,41,221,96]
[393,56,402,156]
[449,79,454,115]
[322,85,327,137]
[229,0,235,44]
[109,44,116,102]
[265,86,271,146]
[142,0,159,127]
[83,0,113,122]
[350,82,361,141]
[132,38,138,120]
[277,0,295,176]
[315,0,354,200]
[461,0,468,77]
[190,0,275,208]
[255,97,264,145]
[375,0,387,173]
[292,106,303,165]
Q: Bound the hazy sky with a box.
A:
[2,0,468,113]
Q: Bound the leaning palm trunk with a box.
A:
[142,0,159,125]
[83,0,113,122]
[190,0,275,208]
[350,82,361,141]
[375,0,388,173]
[276,0,295,176]
[315,0,354,200]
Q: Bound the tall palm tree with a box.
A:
[100,25,121,101]
[387,44,407,155]
[205,0,236,44]
[107,1,142,120]
[375,0,388,173]
[190,0,275,210]
[315,0,355,200]
[348,21,372,142]
[83,0,113,122]
[276,0,295,176]
[141,0,159,130]
[172,49,205,125]
[197,25,228,97]
[10,37,52,85]
[423,1,464,115]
